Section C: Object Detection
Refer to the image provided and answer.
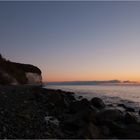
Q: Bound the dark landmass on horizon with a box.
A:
[46,80,139,86]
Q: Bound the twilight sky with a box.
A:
[1,1,140,82]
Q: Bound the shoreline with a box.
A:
[45,85,140,112]
[0,86,140,138]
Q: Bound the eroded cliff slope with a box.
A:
[0,54,42,85]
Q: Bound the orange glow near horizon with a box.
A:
[42,72,140,82]
[2,2,140,84]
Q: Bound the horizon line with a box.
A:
[44,79,140,83]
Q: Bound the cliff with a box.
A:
[0,54,42,85]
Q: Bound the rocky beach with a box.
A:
[0,85,140,139]
[2,1,140,139]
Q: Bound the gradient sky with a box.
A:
[1,1,140,82]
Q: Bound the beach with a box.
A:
[0,85,140,139]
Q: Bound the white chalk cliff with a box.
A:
[0,54,42,85]
[26,72,42,84]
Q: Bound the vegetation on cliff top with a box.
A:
[0,54,41,84]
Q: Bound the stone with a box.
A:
[111,123,140,139]
[124,112,138,124]
[75,106,98,123]
[96,109,124,123]
[61,104,98,133]
[61,115,84,132]
[138,110,140,116]
[100,126,110,136]
[69,98,91,113]
[118,104,135,112]
[118,104,126,108]
[77,123,100,139]
[90,97,105,109]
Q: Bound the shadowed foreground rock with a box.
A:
[0,86,140,139]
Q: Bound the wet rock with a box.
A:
[118,103,126,108]
[45,116,59,126]
[69,98,91,113]
[61,104,98,134]
[139,110,140,116]
[124,112,138,124]
[62,118,84,132]
[77,123,101,139]
[100,126,110,136]
[96,109,124,123]
[118,104,135,112]
[75,106,98,123]
[77,96,83,100]
[111,123,140,139]
[90,97,105,109]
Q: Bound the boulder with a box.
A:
[61,115,85,132]
[118,104,135,112]
[138,110,140,116]
[75,106,98,124]
[96,109,124,123]
[110,123,140,139]
[100,125,110,136]
[77,123,101,139]
[124,112,138,124]
[69,98,92,113]
[90,97,105,109]
[61,105,98,131]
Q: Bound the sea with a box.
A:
[44,84,140,111]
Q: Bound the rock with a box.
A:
[75,106,98,124]
[69,98,91,113]
[100,126,110,136]
[78,96,83,100]
[90,97,105,109]
[62,117,85,132]
[60,113,85,133]
[77,123,100,139]
[118,104,135,112]
[45,116,59,126]
[118,104,126,108]
[1,85,140,139]
[126,107,135,112]
[96,109,124,123]
[61,106,97,131]
[138,110,140,116]
[111,123,140,139]
[61,101,98,136]
[124,112,138,124]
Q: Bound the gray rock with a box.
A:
[111,123,140,139]
[61,105,98,131]
[96,109,124,123]
[118,104,135,112]
[90,97,105,109]
[100,126,110,136]
[138,110,140,116]
[124,112,138,124]
[69,98,91,113]
[77,123,100,139]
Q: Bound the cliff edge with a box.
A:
[0,54,42,85]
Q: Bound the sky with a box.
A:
[1,1,140,82]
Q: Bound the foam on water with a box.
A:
[44,85,140,110]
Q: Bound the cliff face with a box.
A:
[0,54,42,85]
[26,72,42,84]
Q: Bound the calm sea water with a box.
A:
[44,85,140,110]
